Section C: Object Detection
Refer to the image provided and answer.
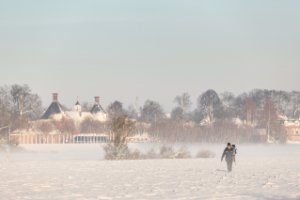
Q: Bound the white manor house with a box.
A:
[10,93,109,144]
[41,93,107,122]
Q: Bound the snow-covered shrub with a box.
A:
[0,143,24,153]
[104,142,130,160]
[80,117,107,134]
[139,146,192,159]
[127,149,141,160]
[175,147,192,159]
[159,145,175,159]
[196,150,215,158]
[145,148,159,159]
[104,116,135,160]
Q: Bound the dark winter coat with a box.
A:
[221,147,234,162]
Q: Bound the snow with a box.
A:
[1,144,300,200]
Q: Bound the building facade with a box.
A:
[284,119,300,141]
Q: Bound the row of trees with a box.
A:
[107,89,299,125]
[106,89,298,142]
[1,84,299,143]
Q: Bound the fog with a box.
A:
[1,143,300,199]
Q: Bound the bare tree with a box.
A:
[140,100,164,123]
[10,84,43,119]
[107,101,125,119]
[80,117,107,133]
[0,84,42,132]
[126,105,139,120]
[0,86,12,127]
[197,89,223,125]
[171,107,184,122]
[220,92,236,119]
[244,97,257,126]
[36,121,53,134]
[262,97,278,142]
[174,93,192,114]
[53,117,77,134]
[104,116,135,160]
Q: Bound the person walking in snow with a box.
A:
[221,143,234,172]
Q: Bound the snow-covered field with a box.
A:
[1,144,300,200]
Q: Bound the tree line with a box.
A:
[103,89,299,143]
[1,84,299,143]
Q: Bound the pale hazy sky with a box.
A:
[0,0,300,111]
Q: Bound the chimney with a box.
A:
[52,93,58,102]
[94,96,100,104]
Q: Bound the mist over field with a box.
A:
[1,143,300,200]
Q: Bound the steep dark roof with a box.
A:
[41,102,64,119]
[75,101,80,106]
[90,103,106,114]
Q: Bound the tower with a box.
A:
[74,97,82,116]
